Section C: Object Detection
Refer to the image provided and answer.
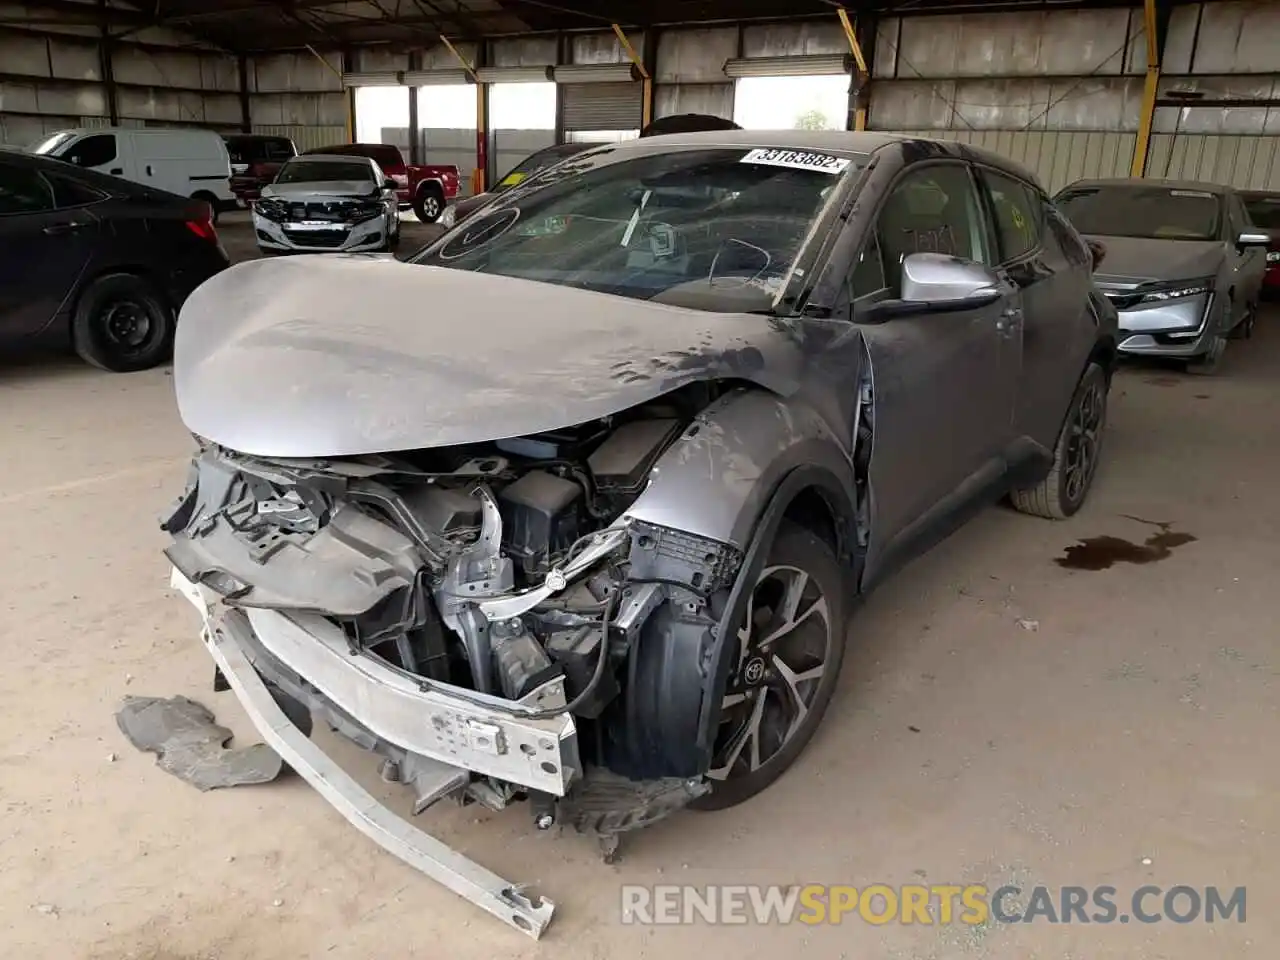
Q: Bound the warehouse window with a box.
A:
[355,86,409,146]
[734,76,849,131]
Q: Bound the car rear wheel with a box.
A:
[413,185,444,224]
[692,523,847,811]
[72,273,174,373]
[1010,360,1107,520]
[192,191,220,224]
[1228,301,1257,340]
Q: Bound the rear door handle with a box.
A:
[43,221,88,236]
[109,167,123,175]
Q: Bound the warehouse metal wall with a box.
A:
[248,50,346,152]
[868,7,1148,192]
[1146,1,1280,188]
[654,26,737,121]
[0,6,242,145]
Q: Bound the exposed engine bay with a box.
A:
[162,382,763,832]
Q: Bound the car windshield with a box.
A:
[28,131,78,156]
[276,160,372,183]
[1056,185,1221,241]
[492,146,590,194]
[411,146,860,311]
[1243,195,1280,230]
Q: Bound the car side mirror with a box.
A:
[1238,230,1273,249]
[862,253,1003,322]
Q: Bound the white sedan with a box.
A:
[252,154,400,254]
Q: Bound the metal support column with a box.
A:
[97,0,118,124]
[407,50,421,165]
[1132,0,1170,177]
[612,23,651,130]
[837,7,871,132]
[554,32,566,144]
[440,35,484,193]
[340,49,356,143]
[237,55,252,133]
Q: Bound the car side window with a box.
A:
[0,165,56,215]
[266,140,294,162]
[849,231,887,298]
[873,163,992,297]
[1228,194,1249,236]
[1043,202,1091,269]
[981,170,1041,262]
[63,134,117,168]
[49,173,105,209]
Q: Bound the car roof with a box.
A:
[288,153,373,164]
[1061,177,1229,195]
[1239,189,1280,199]
[598,130,1043,185]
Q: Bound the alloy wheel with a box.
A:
[421,194,440,220]
[707,564,833,781]
[1063,377,1105,505]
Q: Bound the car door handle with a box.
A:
[43,221,88,236]
[109,167,123,175]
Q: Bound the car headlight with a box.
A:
[254,198,288,222]
[439,205,456,228]
[1138,279,1213,303]
[351,200,385,223]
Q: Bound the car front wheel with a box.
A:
[693,522,848,811]
[1010,360,1108,519]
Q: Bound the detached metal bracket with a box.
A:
[204,625,555,939]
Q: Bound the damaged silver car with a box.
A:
[163,132,1118,937]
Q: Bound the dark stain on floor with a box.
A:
[1195,393,1211,399]
[1056,516,1198,571]
[1146,376,1183,387]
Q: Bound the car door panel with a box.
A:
[840,161,1020,588]
[0,164,98,339]
[1229,193,1265,305]
[978,167,1094,453]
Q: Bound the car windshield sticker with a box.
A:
[1170,190,1214,199]
[740,148,850,174]
[500,171,527,187]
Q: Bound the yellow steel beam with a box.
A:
[836,8,869,131]
[611,23,652,129]
[1131,0,1160,177]
[436,37,485,192]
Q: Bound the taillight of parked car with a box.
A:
[185,211,219,243]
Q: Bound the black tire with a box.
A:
[1010,361,1107,520]
[1185,333,1227,375]
[1234,301,1257,340]
[71,273,174,373]
[693,522,848,811]
[385,212,401,251]
[413,185,444,224]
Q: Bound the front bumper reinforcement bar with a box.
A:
[204,615,556,939]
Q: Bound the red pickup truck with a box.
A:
[303,143,460,223]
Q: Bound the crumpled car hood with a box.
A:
[174,256,803,458]
[263,181,380,199]
[1084,235,1224,283]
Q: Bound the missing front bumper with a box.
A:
[171,569,568,938]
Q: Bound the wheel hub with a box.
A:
[742,656,767,686]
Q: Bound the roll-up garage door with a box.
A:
[561,83,644,132]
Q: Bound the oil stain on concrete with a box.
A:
[1056,516,1198,571]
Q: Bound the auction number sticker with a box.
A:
[740,148,851,174]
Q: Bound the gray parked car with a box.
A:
[1054,178,1270,373]
[162,131,1116,936]
[252,154,400,254]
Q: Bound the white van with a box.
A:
[29,127,235,221]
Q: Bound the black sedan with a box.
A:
[0,149,229,372]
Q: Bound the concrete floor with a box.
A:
[2,282,1278,958]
